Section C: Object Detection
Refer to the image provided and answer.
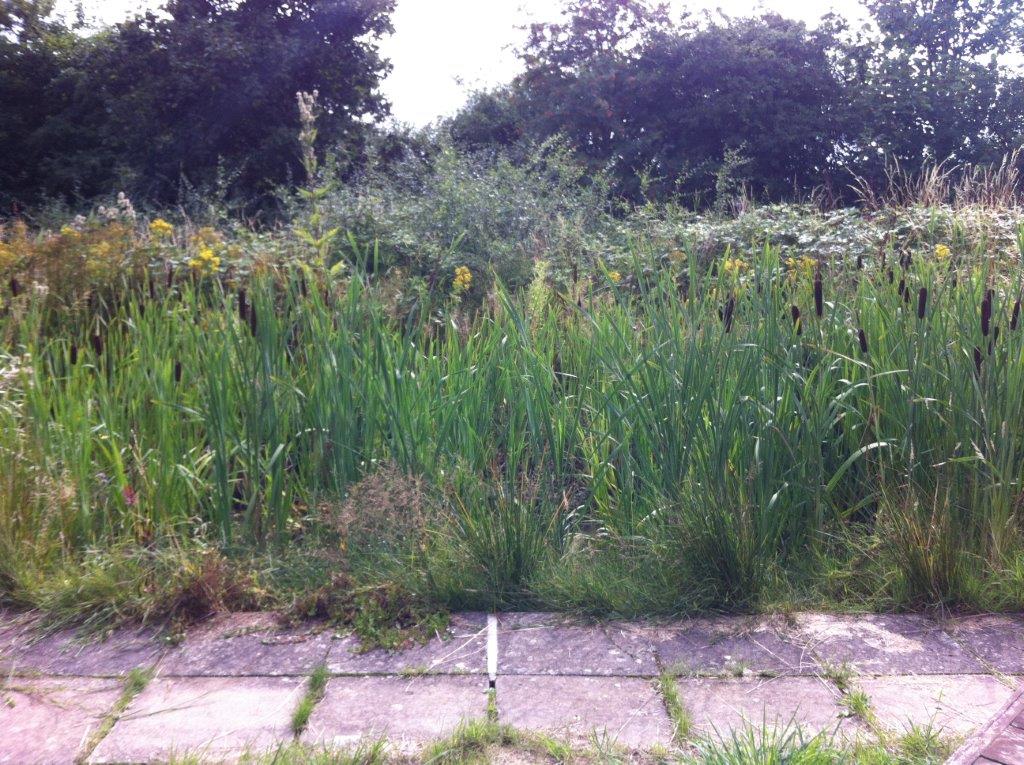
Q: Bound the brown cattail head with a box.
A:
[897,278,906,298]
[9,277,21,297]
[173,360,182,383]
[814,270,824,318]
[1012,299,1021,331]
[721,295,735,333]
[917,287,927,320]
[981,290,993,337]
[856,255,863,270]
[858,328,869,355]
[791,304,802,335]
[70,344,78,365]
[238,289,249,323]
[887,268,894,284]
[974,346,983,376]
[248,306,258,337]
[90,332,104,356]
[148,277,156,301]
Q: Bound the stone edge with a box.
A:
[946,680,1024,765]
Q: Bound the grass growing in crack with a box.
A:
[81,667,153,760]
[658,671,692,741]
[291,664,329,736]
[840,687,876,728]
[687,720,845,764]
[168,741,388,765]
[820,661,855,693]
[422,718,575,764]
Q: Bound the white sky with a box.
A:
[58,0,868,126]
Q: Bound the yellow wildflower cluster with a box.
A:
[189,247,221,275]
[722,257,748,279]
[935,243,951,261]
[608,270,622,284]
[785,255,818,281]
[453,265,473,293]
[149,218,174,240]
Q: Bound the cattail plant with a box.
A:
[791,304,802,335]
[813,271,823,318]
[1012,298,1021,331]
[90,332,104,356]
[858,328,869,355]
[917,287,928,320]
[8,277,21,297]
[982,290,993,336]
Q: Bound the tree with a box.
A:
[838,0,1024,178]
[1,0,396,206]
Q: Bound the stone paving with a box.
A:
[0,609,1022,763]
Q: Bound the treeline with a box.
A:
[1,0,1023,210]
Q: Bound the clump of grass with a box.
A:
[687,720,845,764]
[659,671,692,741]
[82,667,153,760]
[291,664,330,736]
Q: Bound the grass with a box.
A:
[80,667,153,761]
[291,664,330,736]
[2,213,1024,629]
[659,671,692,741]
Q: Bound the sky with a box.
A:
[57,0,868,126]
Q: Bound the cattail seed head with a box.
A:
[238,289,249,323]
[814,271,824,318]
[791,304,801,335]
[974,346,983,376]
[173,360,182,383]
[917,287,927,320]
[90,332,104,356]
[148,277,156,301]
[721,295,735,333]
[70,344,78,365]
[856,255,863,270]
[9,277,21,297]
[982,290,993,337]
[887,268,894,284]
[858,328,869,355]
[248,306,258,337]
[897,278,906,298]
[1012,299,1021,331]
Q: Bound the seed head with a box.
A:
[917,287,927,320]
[982,290,993,337]
[1012,299,1021,331]
[791,304,802,335]
[858,328,869,355]
[814,271,823,318]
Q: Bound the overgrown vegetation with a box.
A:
[1,153,1024,627]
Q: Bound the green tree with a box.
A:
[2,0,396,206]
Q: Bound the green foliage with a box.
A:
[0,0,395,206]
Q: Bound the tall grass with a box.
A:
[2,235,1023,618]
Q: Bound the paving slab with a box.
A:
[980,730,1024,765]
[675,676,857,740]
[653,615,814,677]
[0,677,122,765]
[796,613,984,675]
[497,614,658,676]
[497,675,673,750]
[1,624,165,678]
[861,675,1015,737]
[159,612,333,677]
[946,615,1024,675]
[302,675,487,754]
[326,612,487,675]
[88,676,302,763]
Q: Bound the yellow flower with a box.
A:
[453,265,473,293]
[723,257,747,279]
[608,271,622,284]
[785,255,817,281]
[59,225,80,238]
[189,247,221,275]
[934,243,951,261]
[149,218,174,239]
